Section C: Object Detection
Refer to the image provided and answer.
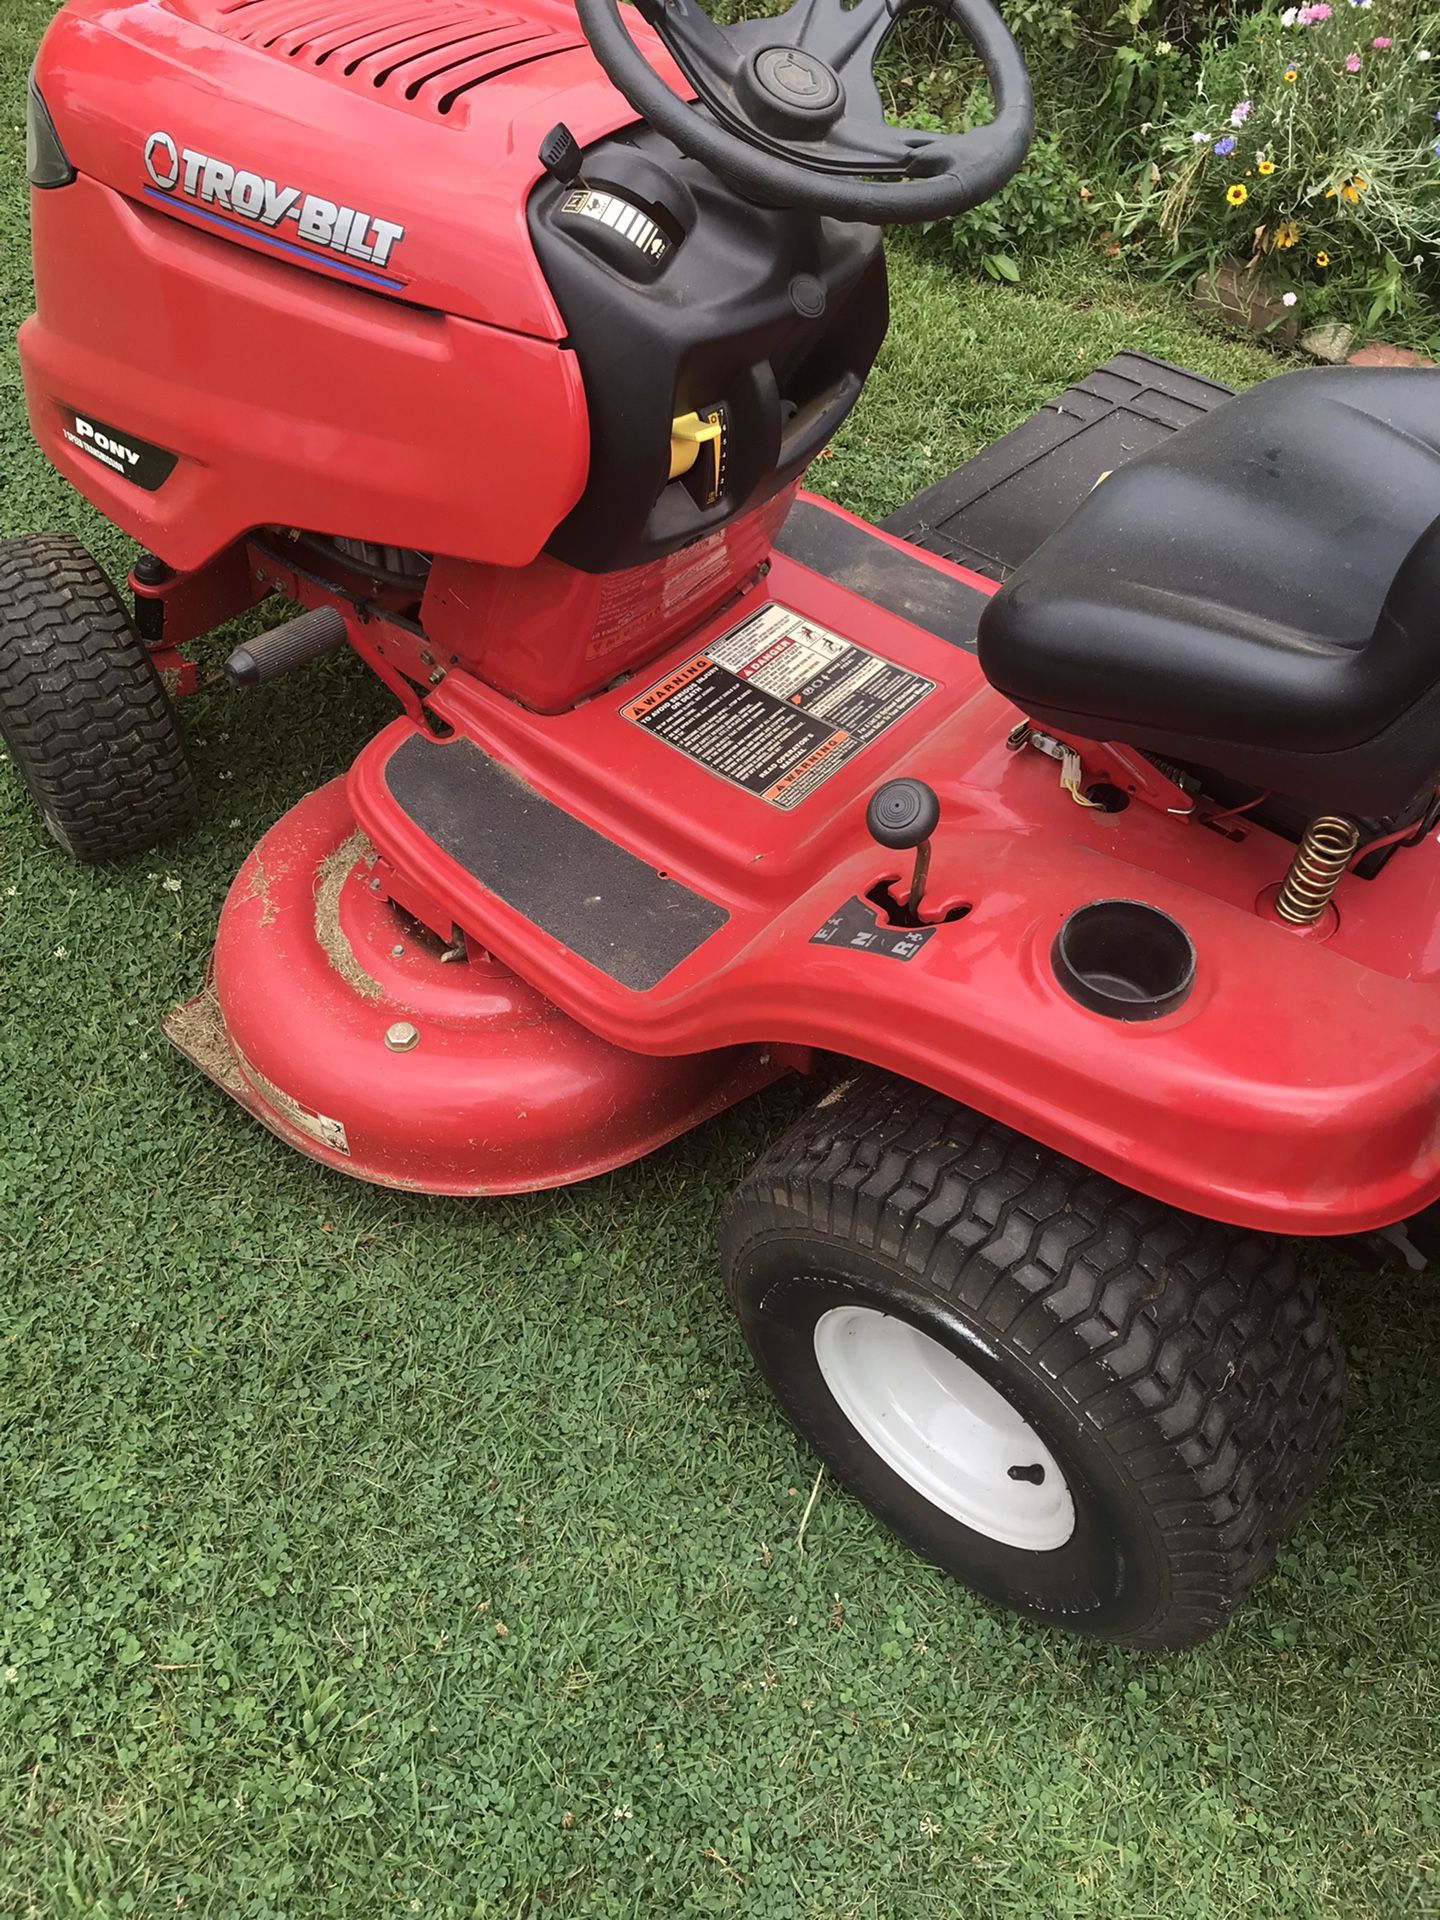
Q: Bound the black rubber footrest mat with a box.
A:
[385,734,729,992]
[775,497,989,652]
[882,352,1234,583]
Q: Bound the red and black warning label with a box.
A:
[620,604,934,810]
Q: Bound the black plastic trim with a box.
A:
[884,353,1234,583]
[776,497,987,651]
[27,69,75,190]
[384,734,729,990]
[530,123,886,573]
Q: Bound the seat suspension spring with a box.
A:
[1275,815,1360,925]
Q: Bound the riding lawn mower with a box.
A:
[9,0,1440,1649]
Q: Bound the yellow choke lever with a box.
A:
[669,408,724,502]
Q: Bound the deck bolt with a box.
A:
[390,943,405,958]
[428,668,444,686]
[384,1021,420,1052]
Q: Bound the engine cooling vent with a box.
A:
[168,0,585,123]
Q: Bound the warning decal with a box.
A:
[621,604,935,810]
[236,1048,350,1157]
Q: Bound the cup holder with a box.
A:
[1052,899,1195,1022]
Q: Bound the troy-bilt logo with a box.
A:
[143,132,405,273]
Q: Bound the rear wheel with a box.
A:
[721,1071,1345,1649]
[0,534,197,861]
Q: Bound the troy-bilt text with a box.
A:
[143,132,405,270]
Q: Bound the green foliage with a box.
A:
[871,41,1098,272]
[987,0,1189,141]
[1129,0,1440,347]
[949,120,1096,272]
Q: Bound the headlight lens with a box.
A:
[27,70,75,190]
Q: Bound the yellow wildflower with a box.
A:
[1226,183,1249,206]
[1258,158,1276,175]
[1316,250,1331,267]
[1275,221,1299,249]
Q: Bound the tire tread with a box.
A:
[0,534,197,861]
[722,1071,1344,1648]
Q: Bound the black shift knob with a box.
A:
[866,778,940,850]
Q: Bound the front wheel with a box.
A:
[0,534,197,862]
[721,1071,1344,1649]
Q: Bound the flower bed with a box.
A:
[1132,1,1440,348]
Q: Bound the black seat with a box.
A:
[978,366,1440,817]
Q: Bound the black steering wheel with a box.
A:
[573,0,1034,225]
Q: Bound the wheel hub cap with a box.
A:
[813,1305,1076,1550]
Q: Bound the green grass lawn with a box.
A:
[3,5,1439,1916]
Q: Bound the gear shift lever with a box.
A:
[866,778,941,926]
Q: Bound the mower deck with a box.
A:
[170,779,781,1195]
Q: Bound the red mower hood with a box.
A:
[35,0,681,336]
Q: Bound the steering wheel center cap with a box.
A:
[753,45,841,113]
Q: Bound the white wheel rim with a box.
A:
[813,1305,1076,1551]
